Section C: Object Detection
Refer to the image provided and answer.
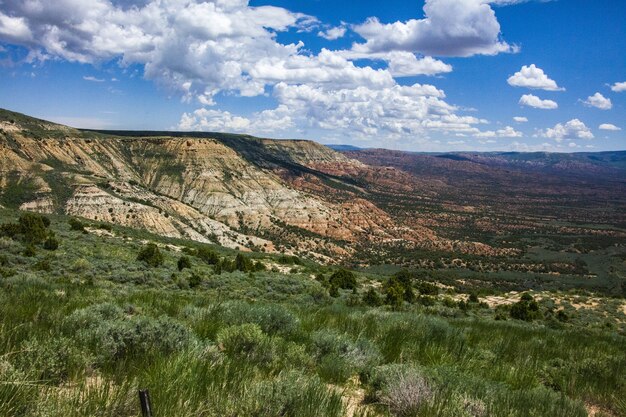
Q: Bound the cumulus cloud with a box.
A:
[474,126,522,138]
[513,116,528,122]
[0,12,32,43]
[318,25,347,41]
[351,0,516,57]
[507,64,563,91]
[0,0,321,100]
[541,119,594,142]
[0,0,520,148]
[583,92,612,110]
[179,82,488,139]
[599,123,621,131]
[519,94,557,109]
[337,50,452,76]
[610,81,626,92]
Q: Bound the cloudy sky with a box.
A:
[0,0,624,152]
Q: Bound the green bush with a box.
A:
[64,303,191,365]
[195,246,219,265]
[137,243,164,267]
[362,288,383,306]
[510,294,540,321]
[18,212,50,243]
[43,235,59,250]
[221,302,300,337]
[328,269,358,290]
[22,244,37,257]
[68,218,85,232]
[217,323,265,357]
[18,337,85,383]
[177,255,191,271]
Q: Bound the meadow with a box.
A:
[0,208,624,417]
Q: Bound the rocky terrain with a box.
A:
[2,108,625,265]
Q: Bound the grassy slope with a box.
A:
[0,208,624,417]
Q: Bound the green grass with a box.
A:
[0,207,624,416]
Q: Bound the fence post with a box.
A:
[138,389,153,417]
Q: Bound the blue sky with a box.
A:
[0,0,624,152]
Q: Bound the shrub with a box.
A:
[22,244,37,257]
[221,302,300,337]
[65,303,192,364]
[43,235,59,250]
[415,280,439,296]
[177,255,192,271]
[311,330,380,382]
[137,243,164,267]
[383,278,406,309]
[384,270,418,307]
[277,255,302,265]
[217,323,265,357]
[195,246,219,265]
[510,294,540,321]
[18,212,50,243]
[234,253,255,272]
[188,272,202,288]
[328,269,358,290]
[68,218,85,232]
[369,365,433,417]
[362,288,383,306]
[18,337,84,383]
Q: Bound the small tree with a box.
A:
[137,243,164,267]
[329,269,358,290]
[383,278,405,309]
[177,255,192,271]
[19,213,50,243]
[68,218,85,232]
[43,235,59,251]
[235,253,253,272]
[510,293,540,321]
[362,288,383,306]
[195,246,220,265]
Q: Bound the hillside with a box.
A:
[0,109,515,262]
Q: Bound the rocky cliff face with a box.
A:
[0,109,507,261]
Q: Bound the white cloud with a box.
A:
[507,64,563,91]
[318,25,347,41]
[0,12,32,43]
[541,119,594,142]
[519,94,558,109]
[351,0,515,57]
[583,92,612,110]
[180,82,488,140]
[338,50,452,76]
[474,126,522,138]
[83,75,105,82]
[599,123,621,131]
[0,0,524,149]
[513,116,528,122]
[385,53,452,77]
[610,81,626,92]
[0,0,320,100]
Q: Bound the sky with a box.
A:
[0,0,624,152]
